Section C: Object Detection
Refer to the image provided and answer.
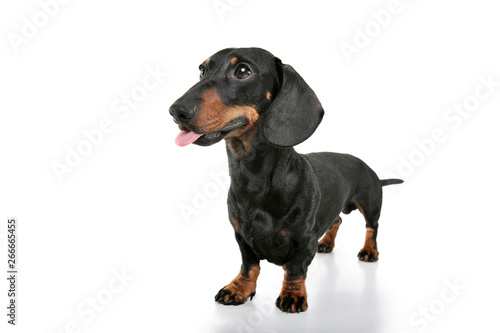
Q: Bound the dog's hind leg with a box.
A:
[317,216,342,253]
[354,194,382,262]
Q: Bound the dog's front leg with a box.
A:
[276,245,315,313]
[214,233,260,305]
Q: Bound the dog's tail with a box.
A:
[381,178,404,186]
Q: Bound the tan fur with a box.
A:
[230,216,240,232]
[318,217,342,252]
[276,267,308,312]
[193,87,260,158]
[355,203,379,260]
[218,265,260,304]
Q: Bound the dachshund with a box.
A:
[169,47,403,313]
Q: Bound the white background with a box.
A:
[1,0,499,332]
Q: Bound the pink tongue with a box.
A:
[175,130,203,147]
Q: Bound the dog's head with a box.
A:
[170,47,324,153]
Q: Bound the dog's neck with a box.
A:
[225,131,298,193]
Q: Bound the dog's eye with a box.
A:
[199,66,206,78]
[235,65,251,79]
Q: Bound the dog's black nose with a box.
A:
[169,103,197,124]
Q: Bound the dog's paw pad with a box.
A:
[358,247,379,262]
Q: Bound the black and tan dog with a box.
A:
[170,47,403,313]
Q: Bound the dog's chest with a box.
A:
[241,221,293,265]
[231,202,295,264]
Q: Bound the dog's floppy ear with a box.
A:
[262,60,324,148]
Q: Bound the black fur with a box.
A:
[169,47,403,312]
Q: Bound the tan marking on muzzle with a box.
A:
[191,88,260,158]
[193,87,259,137]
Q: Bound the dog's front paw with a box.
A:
[358,247,379,262]
[214,266,260,305]
[214,285,255,305]
[275,291,308,313]
[275,277,308,313]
